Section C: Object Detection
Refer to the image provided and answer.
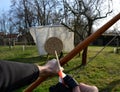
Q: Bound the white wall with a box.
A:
[30,25,74,55]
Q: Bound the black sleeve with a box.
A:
[0,60,39,92]
[49,83,72,92]
[63,75,79,89]
[49,75,78,92]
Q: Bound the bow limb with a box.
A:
[24,77,48,92]
[24,13,120,92]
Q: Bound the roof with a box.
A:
[102,33,119,36]
[5,34,18,38]
[0,32,5,36]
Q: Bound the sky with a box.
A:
[0,0,11,12]
[95,0,120,31]
[102,0,120,22]
[0,0,120,30]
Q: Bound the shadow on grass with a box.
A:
[7,56,51,65]
[65,64,84,73]
[100,79,120,92]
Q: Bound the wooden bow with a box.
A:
[24,13,120,92]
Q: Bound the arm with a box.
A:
[63,75,81,92]
[0,59,59,92]
[0,60,39,91]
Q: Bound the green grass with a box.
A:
[0,45,120,92]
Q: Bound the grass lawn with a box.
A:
[0,45,120,92]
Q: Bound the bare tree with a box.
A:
[0,13,7,45]
[0,11,18,46]
[9,0,64,45]
[9,0,62,42]
[10,0,37,44]
[33,0,61,25]
[61,0,113,65]
[0,13,7,34]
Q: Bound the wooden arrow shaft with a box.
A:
[24,13,120,92]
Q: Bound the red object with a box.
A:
[58,70,63,78]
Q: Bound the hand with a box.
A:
[79,83,98,92]
[37,59,63,77]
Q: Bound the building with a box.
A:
[0,32,18,46]
[92,33,120,46]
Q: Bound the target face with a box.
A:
[44,37,63,55]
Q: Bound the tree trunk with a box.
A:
[81,19,92,65]
[82,46,88,65]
